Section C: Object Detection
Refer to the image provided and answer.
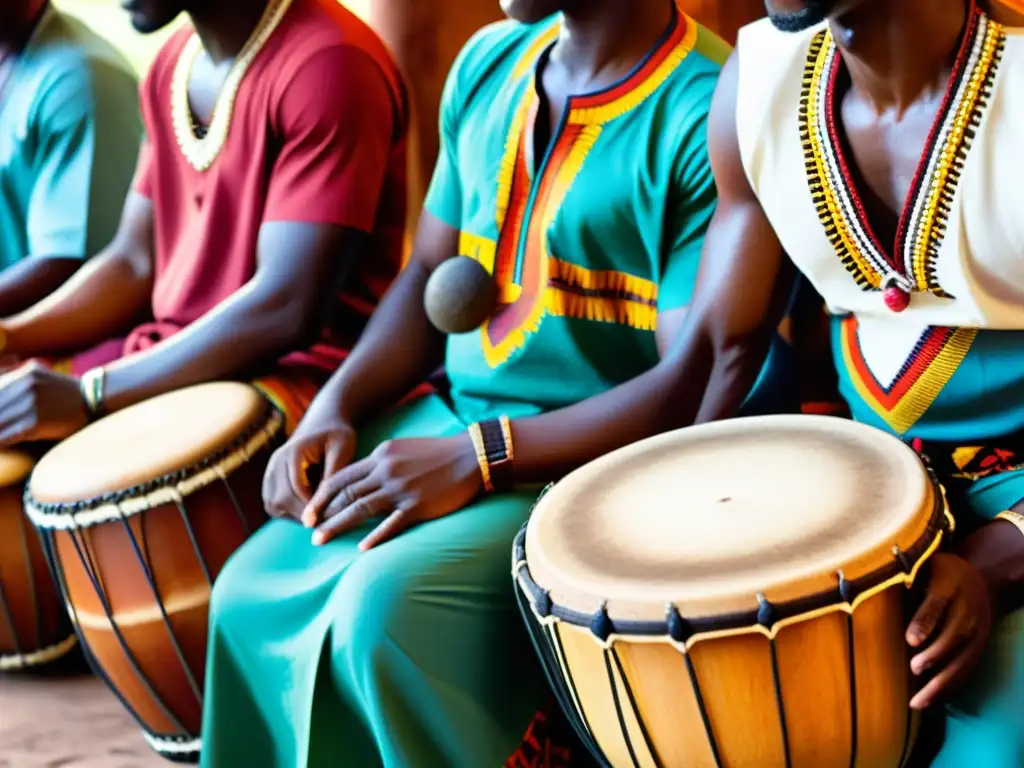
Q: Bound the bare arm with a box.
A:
[100,221,359,412]
[3,192,155,355]
[301,212,454,428]
[510,50,794,482]
[0,258,82,317]
[309,51,792,485]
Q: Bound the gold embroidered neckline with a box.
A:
[170,0,293,172]
[798,4,1005,303]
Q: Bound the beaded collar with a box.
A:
[798,2,1005,312]
[170,0,293,172]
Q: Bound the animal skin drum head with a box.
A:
[525,415,934,622]
[0,450,34,488]
[29,382,269,504]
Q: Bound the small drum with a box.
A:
[0,451,76,669]
[25,382,284,762]
[514,415,952,768]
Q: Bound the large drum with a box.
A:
[0,450,76,669]
[514,415,952,768]
[25,382,284,762]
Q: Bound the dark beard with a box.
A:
[768,0,837,32]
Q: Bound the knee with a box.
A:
[327,553,416,670]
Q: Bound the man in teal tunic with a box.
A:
[201,0,793,765]
[0,1,139,317]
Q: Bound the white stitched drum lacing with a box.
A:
[0,633,77,670]
[25,409,283,531]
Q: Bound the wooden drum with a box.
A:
[514,415,952,768]
[25,382,284,762]
[0,450,76,669]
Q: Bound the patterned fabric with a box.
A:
[504,704,575,768]
[425,2,729,423]
[799,9,1003,298]
[734,6,1024,765]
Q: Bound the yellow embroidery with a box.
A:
[547,256,658,302]
[482,126,602,368]
[481,7,696,368]
[569,19,698,125]
[841,325,977,435]
[952,446,983,472]
[909,20,1003,294]
[510,22,559,80]
[459,232,497,275]
[800,30,881,290]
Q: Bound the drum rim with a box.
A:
[142,730,202,761]
[23,398,283,531]
[0,633,77,671]
[513,472,951,648]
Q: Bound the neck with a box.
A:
[552,0,673,86]
[0,0,46,55]
[187,0,269,62]
[830,0,970,112]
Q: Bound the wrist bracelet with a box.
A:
[469,415,514,493]
[995,510,1024,538]
[79,367,107,420]
[468,422,493,492]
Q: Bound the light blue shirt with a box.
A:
[0,6,141,270]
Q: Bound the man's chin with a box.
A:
[767,9,829,31]
[765,0,838,32]
[126,9,176,34]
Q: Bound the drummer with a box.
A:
[668,0,1024,764]
[0,0,409,440]
[0,0,139,317]
[200,0,798,765]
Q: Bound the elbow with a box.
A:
[247,288,321,348]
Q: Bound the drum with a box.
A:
[25,382,284,762]
[514,415,952,768]
[0,450,76,669]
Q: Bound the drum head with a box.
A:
[29,382,269,504]
[525,415,935,623]
[0,450,34,487]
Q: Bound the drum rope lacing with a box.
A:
[514,472,954,768]
[0,634,77,671]
[24,405,283,530]
[0,471,77,670]
[513,470,954,648]
[27,399,284,761]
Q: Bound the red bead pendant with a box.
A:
[883,285,910,313]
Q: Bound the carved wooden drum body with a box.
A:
[515,415,952,768]
[26,383,283,762]
[0,451,76,669]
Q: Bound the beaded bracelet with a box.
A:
[468,415,514,493]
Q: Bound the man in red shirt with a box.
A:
[0,0,408,440]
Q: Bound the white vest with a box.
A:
[735,12,1024,332]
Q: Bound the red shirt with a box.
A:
[131,0,408,375]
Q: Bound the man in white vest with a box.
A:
[670,0,1024,764]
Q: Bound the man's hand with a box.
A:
[306,435,483,551]
[262,420,358,523]
[0,361,88,446]
[907,553,994,710]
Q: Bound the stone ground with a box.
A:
[0,652,165,768]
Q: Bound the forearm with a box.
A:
[312,262,445,427]
[958,517,1024,609]
[0,257,82,317]
[102,288,308,412]
[4,252,151,356]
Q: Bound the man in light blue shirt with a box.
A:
[0,1,140,316]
